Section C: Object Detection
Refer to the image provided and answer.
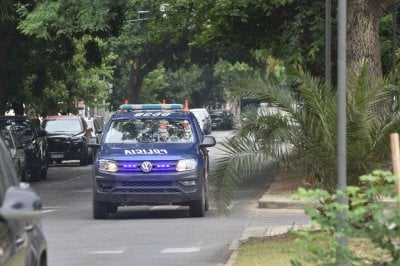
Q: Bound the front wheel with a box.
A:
[189,183,206,217]
[40,166,48,180]
[30,161,42,181]
[93,200,109,219]
[80,155,88,166]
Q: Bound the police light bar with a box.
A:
[119,104,183,111]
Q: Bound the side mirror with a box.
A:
[0,186,42,221]
[200,135,216,148]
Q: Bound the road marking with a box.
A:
[88,250,125,254]
[69,188,92,193]
[161,247,200,254]
[150,206,180,211]
[42,210,57,214]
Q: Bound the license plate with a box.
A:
[51,154,64,159]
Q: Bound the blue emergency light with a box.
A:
[119,104,184,111]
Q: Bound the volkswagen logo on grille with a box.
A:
[141,161,153,173]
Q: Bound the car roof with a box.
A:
[110,103,194,120]
[44,115,81,120]
[111,109,193,120]
[190,108,209,112]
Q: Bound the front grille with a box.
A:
[117,160,178,173]
[114,188,180,193]
[121,181,172,187]
[48,138,71,152]
[114,180,179,193]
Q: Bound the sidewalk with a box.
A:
[225,169,312,266]
[225,167,399,266]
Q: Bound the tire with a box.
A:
[80,155,88,166]
[20,168,27,182]
[39,252,47,266]
[93,200,109,219]
[189,183,206,217]
[30,161,42,181]
[41,166,48,180]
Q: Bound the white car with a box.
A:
[190,108,212,135]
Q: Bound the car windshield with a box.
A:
[0,119,32,137]
[211,113,222,118]
[44,120,82,134]
[193,112,205,121]
[104,118,195,144]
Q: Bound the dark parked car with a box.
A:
[0,116,49,181]
[210,110,234,130]
[42,115,93,166]
[0,129,27,181]
[0,134,47,266]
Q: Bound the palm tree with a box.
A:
[210,66,400,210]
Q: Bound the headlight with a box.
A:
[98,160,118,172]
[176,159,196,172]
[71,136,84,143]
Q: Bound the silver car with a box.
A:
[0,129,27,181]
[0,134,47,266]
[190,108,212,135]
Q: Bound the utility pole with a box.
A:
[337,0,348,264]
[393,3,398,106]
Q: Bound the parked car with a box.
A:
[0,134,47,266]
[190,108,212,135]
[210,110,234,130]
[0,129,27,181]
[42,115,93,166]
[0,116,49,181]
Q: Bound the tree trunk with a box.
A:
[125,56,144,104]
[347,0,394,79]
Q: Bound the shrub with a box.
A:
[291,170,400,265]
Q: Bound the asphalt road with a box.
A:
[30,129,309,266]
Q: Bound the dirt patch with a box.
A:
[267,168,307,196]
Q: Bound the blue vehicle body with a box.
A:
[90,104,216,219]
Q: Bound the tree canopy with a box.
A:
[0,0,399,115]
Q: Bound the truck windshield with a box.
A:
[104,118,195,144]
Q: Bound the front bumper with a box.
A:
[47,140,85,161]
[93,169,204,206]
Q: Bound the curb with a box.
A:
[258,194,314,209]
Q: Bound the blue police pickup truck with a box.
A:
[89,104,216,219]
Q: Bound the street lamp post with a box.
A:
[393,3,398,106]
[337,0,348,264]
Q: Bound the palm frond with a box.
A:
[209,135,269,213]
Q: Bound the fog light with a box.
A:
[99,180,114,190]
[179,180,197,186]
